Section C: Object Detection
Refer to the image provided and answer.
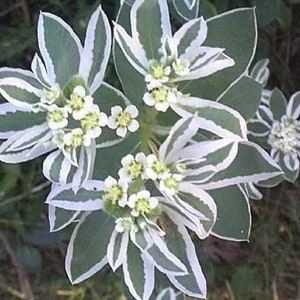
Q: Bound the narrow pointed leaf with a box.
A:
[31,54,53,87]
[38,12,82,86]
[46,180,104,210]
[65,211,114,283]
[200,141,282,189]
[80,6,111,94]
[48,205,80,232]
[163,216,207,298]
[0,103,45,139]
[172,0,200,21]
[123,242,154,300]
[131,0,171,60]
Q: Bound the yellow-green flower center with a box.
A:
[116,111,132,127]
[152,160,167,174]
[48,110,64,123]
[103,185,123,205]
[149,61,166,80]
[135,198,152,215]
[68,93,84,111]
[72,133,83,148]
[81,112,99,131]
[152,88,168,103]
[126,161,143,179]
[43,89,59,102]
[121,218,134,230]
[164,176,179,190]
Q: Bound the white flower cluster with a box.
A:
[36,85,139,164]
[268,115,300,155]
[102,152,185,232]
[143,54,189,112]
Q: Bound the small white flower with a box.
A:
[103,176,128,207]
[143,86,177,112]
[47,104,69,130]
[81,105,108,139]
[67,85,94,120]
[108,105,139,137]
[145,60,171,89]
[146,154,169,180]
[41,87,60,105]
[118,153,147,182]
[128,190,158,217]
[51,129,65,149]
[159,173,183,196]
[172,58,190,76]
[63,128,90,148]
[115,217,136,233]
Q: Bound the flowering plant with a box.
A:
[0,1,285,299]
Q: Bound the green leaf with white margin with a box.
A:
[217,76,262,120]
[0,77,43,110]
[173,97,248,140]
[0,103,46,139]
[279,153,299,183]
[172,0,199,21]
[157,287,186,300]
[199,141,282,190]
[38,12,82,87]
[93,82,130,148]
[113,1,148,103]
[0,67,44,89]
[163,215,207,298]
[287,91,300,119]
[159,116,199,164]
[43,150,75,184]
[208,185,251,241]
[65,210,114,284]
[131,0,171,60]
[249,58,270,87]
[79,6,111,94]
[145,230,188,275]
[176,182,217,237]
[181,8,257,100]
[46,180,104,211]
[123,242,155,300]
[107,230,129,271]
[31,54,53,88]
[0,126,55,163]
[48,205,80,232]
[269,88,287,120]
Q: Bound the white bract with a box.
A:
[114,0,234,112]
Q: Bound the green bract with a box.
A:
[0,1,286,300]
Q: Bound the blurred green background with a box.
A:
[0,0,300,299]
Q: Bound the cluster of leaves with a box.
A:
[0,0,300,299]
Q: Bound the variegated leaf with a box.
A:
[31,54,53,88]
[173,97,248,140]
[46,180,104,211]
[38,12,82,86]
[79,6,111,94]
[0,103,45,139]
[48,205,80,232]
[163,216,207,298]
[123,242,154,300]
[172,0,200,21]
[65,211,114,284]
[131,0,171,60]
[200,141,282,190]
[107,229,129,271]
